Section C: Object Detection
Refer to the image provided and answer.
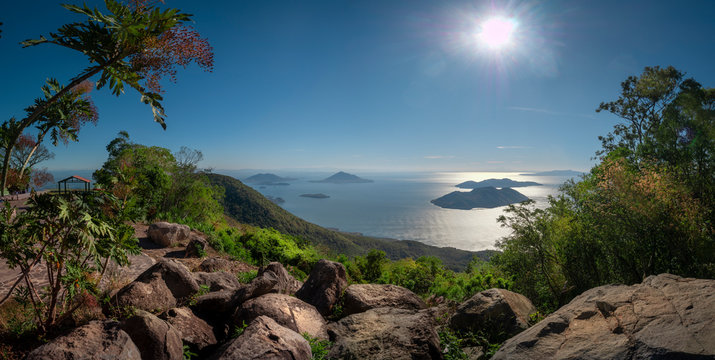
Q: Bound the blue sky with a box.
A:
[1,0,714,172]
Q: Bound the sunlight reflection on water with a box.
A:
[226,171,574,252]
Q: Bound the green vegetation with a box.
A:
[302,333,332,360]
[338,251,512,303]
[0,192,139,332]
[495,66,714,311]
[93,132,224,226]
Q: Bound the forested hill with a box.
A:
[207,173,493,270]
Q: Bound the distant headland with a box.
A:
[311,171,373,184]
[244,173,297,186]
[456,178,541,189]
[431,187,529,210]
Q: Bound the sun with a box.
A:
[478,17,517,49]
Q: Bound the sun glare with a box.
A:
[478,17,517,49]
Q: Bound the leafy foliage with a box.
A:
[302,333,332,360]
[93,132,224,225]
[0,192,139,332]
[2,0,213,195]
[496,66,714,311]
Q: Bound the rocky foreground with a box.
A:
[24,223,715,359]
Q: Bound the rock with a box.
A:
[185,235,209,258]
[199,257,234,272]
[194,271,241,292]
[27,320,141,360]
[492,274,715,359]
[111,259,200,312]
[148,222,190,247]
[161,307,217,352]
[295,259,347,316]
[328,307,442,360]
[120,310,183,360]
[450,288,536,337]
[235,293,328,340]
[343,284,427,316]
[210,315,312,360]
[191,289,241,320]
[235,262,302,303]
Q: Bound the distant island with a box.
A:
[300,193,330,199]
[456,178,541,189]
[520,170,584,177]
[431,187,529,210]
[244,173,296,185]
[311,171,373,184]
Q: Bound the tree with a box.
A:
[1,0,213,195]
[0,192,139,332]
[10,135,55,173]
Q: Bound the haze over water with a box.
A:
[222,170,575,252]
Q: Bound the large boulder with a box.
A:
[161,307,218,353]
[192,289,241,320]
[493,274,715,359]
[295,259,347,316]
[120,310,183,360]
[450,288,536,337]
[235,262,302,303]
[111,259,200,312]
[194,271,242,292]
[210,315,311,360]
[148,222,190,247]
[328,307,442,360]
[185,235,209,258]
[343,284,427,316]
[27,320,141,360]
[200,257,234,272]
[235,293,328,340]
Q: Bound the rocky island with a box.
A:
[311,171,373,184]
[456,178,541,189]
[431,187,529,210]
[300,193,330,199]
[244,173,296,186]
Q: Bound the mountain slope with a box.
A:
[207,173,493,270]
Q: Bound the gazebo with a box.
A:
[57,175,91,194]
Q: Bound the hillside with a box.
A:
[208,173,492,270]
[456,178,541,189]
[431,187,530,210]
[310,171,373,184]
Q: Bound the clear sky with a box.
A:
[1,0,714,172]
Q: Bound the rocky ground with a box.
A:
[3,221,714,359]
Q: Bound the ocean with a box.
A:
[219,170,576,252]
[44,169,575,252]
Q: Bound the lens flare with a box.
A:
[478,17,517,49]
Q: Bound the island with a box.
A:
[431,187,529,210]
[310,171,373,184]
[300,193,330,199]
[520,170,584,177]
[456,178,541,189]
[244,173,296,185]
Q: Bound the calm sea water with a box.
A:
[219,171,574,252]
[44,169,574,252]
